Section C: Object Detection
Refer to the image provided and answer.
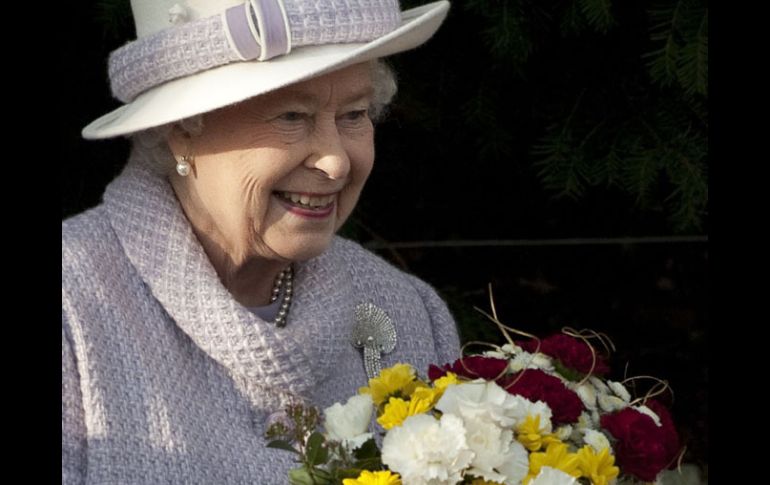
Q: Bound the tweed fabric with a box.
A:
[109,0,401,102]
[62,150,461,483]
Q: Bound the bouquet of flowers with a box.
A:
[266,310,683,485]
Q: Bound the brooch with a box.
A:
[351,303,397,379]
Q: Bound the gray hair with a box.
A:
[132,59,397,176]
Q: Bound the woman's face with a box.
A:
[168,63,375,266]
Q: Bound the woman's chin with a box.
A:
[269,236,335,263]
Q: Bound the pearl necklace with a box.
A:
[269,264,293,327]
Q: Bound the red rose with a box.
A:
[429,356,508,381]
[600,400,681,482]
[520,334,610,377]
[498,369,584,424]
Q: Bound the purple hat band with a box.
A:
[225,0,290,61]
[108,0,401,104]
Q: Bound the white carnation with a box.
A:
[323,394,373,450]
[582,429,612,454]
[436,380,535,428]
[464,418,528,484]
[381,414,474,485]
[497,440,529,485]
[529,466,578,485]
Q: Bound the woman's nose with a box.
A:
[305,127,351,180]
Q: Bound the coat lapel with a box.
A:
[103,152,357,410]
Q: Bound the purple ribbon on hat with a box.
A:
[226,0,290,61]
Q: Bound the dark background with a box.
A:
[61,0,708,477]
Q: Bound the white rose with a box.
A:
[323,394,373,450]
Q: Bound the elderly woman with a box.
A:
[62,0,460,482]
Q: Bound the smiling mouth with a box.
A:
[274,191,336,210]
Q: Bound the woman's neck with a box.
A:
[195,231,289,307]
[171,176,289,307]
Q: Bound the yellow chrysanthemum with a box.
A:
[359,363,420,406]
[524,442,581,484]
[576,446,619,485]
[376,396,434,429]
[516,415,561,452]
[469,479,504,485]
[342,470,402,485]
[433,372,459,392]
[411,386,441,405]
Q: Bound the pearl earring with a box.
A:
[175,138,194,176]
[176,156,192,176]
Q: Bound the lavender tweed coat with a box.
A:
[61,153,461,484]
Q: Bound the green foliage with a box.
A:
[646,0,708,97]
[306,432,330,466]
[579,0,615,33]
[526,0,708,232]
[464,0,553,66]
[443,0,709,233]
[265,403,386,484]
[266,439,300,454]
[95,0,134,40]
[532,90,707,231]
[553,359,588,382]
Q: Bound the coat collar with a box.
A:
[103,151,359,409]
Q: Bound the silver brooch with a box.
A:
[351,303,397,379]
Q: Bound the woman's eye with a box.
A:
[277,112,307,122]
[341,110,369,122]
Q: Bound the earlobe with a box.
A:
[168,128,196,178]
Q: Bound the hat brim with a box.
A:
[82,1,449,139]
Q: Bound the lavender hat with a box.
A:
[82,0,450,139]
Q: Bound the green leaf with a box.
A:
[306,432,329,466]
[288,468,316,485]
[288,467,333,485]
[353,457,383,471]
[336,468,367,480]
[266,440,299,454]
[352,438,379,460]
[553,360,587,382]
